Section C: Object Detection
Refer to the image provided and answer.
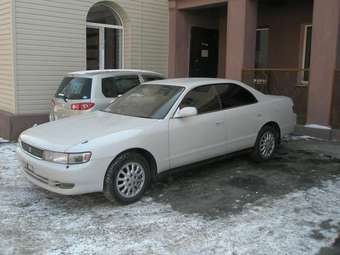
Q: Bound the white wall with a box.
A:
[0,0,15,113]
[14,0,169,114]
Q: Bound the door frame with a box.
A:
[86,22,124,69]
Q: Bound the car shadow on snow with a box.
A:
[12,139,340,218]
[148,140,340,219]
[17,139,340,219]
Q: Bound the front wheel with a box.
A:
[251,126,279,162]
[103,152,151,204]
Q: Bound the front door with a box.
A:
[189,27,219,78]
[169,85,227,168]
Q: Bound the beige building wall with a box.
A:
[0,0,15,113]
[14,0,169,114]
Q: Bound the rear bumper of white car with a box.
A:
[283,112,297,136]
[16,146,104,195]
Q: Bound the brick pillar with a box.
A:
[307,0,340,126]
[168,1,188,78]
[225,0,257,81]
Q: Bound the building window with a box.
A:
[255,28,269,68]
[86,3,124,70]
[301,25,312,83]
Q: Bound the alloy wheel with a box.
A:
[259,131,276,159]
[115,162,145,198]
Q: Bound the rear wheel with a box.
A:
[251,125,279,162]
[103,152,151,204]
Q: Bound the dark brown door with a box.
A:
[189,27,219,78]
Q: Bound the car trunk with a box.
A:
[51,76,94,120]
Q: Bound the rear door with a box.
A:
[214,83,261,152]
[97,75,141,110]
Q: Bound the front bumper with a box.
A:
[16,146,105,195]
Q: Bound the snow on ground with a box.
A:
[285,135,317,141]
[0,141,340,255]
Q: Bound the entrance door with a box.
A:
[189,27,219,78]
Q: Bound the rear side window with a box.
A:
[142,74,164,82]
[102,75,140,98]
[215,83,257,109]
[55,77,92,100]
[180,85,220,114]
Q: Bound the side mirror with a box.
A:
[174,107,198,118]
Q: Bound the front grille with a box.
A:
[21,142,44,159]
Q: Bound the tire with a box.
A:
[103,152,151,204]
[251,125,279,162]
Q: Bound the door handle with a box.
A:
[215,121,224,126]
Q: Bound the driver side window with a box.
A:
[179,85,220,114]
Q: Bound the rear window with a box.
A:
[102,75,140,98]
[55,77,92,100]
[142,75,164,82]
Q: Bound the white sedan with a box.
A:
[17,78,296,204]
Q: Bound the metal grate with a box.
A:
[21,142,44,159]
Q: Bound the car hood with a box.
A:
[20,111,158,152]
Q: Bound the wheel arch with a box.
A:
[107,148,158,180]
[261,121,281,143]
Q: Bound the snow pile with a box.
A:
[0,142,340,255]
[0,137,9,143]
[305,124,331,130]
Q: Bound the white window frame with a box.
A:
[301,24,312,84]
[86,19,124,70]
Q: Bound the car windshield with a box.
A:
[55,77,92,100]
[105,84,184,119]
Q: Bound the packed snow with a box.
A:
[0,141,339,255]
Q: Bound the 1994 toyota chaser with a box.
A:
[17,78,296,204]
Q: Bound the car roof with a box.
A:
[145,78,266,99]
[69,69,163,78]
[145,78,241,89]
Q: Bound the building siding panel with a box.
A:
[0,0,15,113]
[15,0,169,114]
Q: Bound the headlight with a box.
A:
[68,152,92,164]
[43,151,69,164]
[42,150,91,164]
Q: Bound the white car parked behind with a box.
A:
[17,78,296,204]
[50,69,164,121]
